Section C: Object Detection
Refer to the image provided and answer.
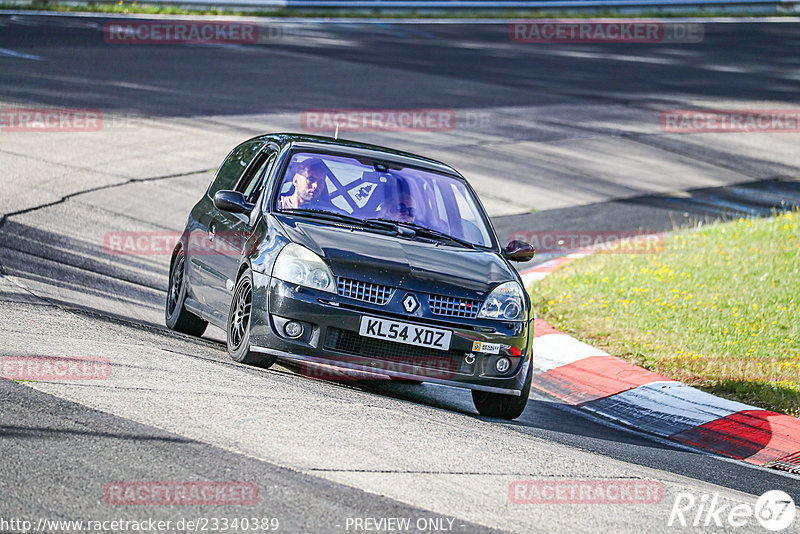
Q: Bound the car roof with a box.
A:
[251,133,464,178]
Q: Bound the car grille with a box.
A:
[323,328,473,376]
[428,294,481,319]
[337,277,394,305]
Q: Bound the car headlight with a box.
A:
[272,243,336,293]
[477,281,526,321]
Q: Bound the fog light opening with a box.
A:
[284,321,304,339]
[495,357,511,374]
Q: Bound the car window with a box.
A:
[238,150,277,204]
[274,151,493,247]
[208,140,263,198]
[450,182,492,245]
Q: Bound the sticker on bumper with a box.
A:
[472,341,501,354]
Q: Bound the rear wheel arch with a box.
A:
[165,244,207,337]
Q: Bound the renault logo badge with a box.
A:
[402,294,419,313]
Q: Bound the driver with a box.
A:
[278,158,328,210]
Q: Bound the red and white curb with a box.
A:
[521,258,800,467]
[519,252,591,287]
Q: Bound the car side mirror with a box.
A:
[503,240,535,262]
[213,190,253,214]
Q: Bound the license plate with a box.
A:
[358,316,452,351]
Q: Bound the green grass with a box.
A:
[531,210,800,416]
[0,3,793,18]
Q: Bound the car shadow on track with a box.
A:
[281,369,800,502]
[278,359,690,450]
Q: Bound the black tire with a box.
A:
[227,269,277,368]
[472,362,532,420]
[165,248,208,337]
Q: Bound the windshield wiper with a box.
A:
[283,209,398,232]
[375,220,478,249]
[284,210,477,247]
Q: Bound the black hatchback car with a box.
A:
[166,134,535,419]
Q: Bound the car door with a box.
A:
[204,145,279,316]
[190,140,264,313]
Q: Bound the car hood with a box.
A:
[275,215,515,298]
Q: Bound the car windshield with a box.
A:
[274,151,494,248]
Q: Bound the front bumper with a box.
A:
[249,274,533,395]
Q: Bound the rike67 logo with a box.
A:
[668,490,796,531]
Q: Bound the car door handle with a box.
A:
[208,224,215,241]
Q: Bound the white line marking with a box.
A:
[583,381,755,436]
[548,402,800,483]
[532,333,608,373]
[0,47,45,61]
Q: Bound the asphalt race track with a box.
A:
[1,14,800,533]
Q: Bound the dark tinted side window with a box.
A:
[208,140,264,197]
[238,150,277,204]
